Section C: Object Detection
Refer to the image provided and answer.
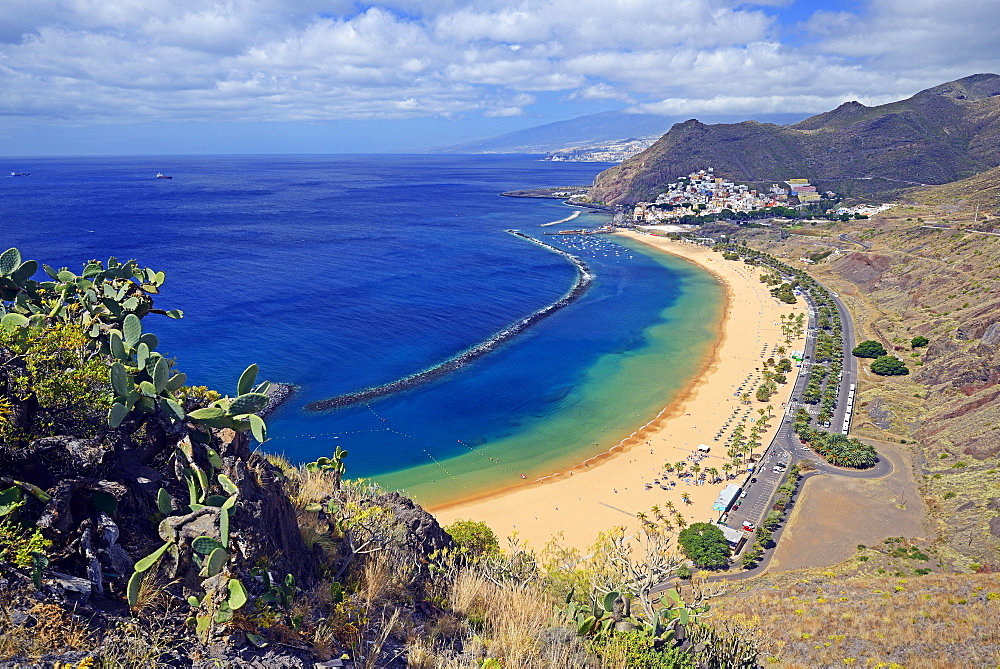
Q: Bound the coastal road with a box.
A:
[828,290,859,434]
[711,274,890,581]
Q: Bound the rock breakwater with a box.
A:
[305,230,593,411]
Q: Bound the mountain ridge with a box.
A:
[431,110,809,154]
[590,73,1000,204]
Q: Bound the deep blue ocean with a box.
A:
[0,155,720,506]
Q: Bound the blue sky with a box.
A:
[1,0,998,155]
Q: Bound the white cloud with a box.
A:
[571,83,634,103]
[0,0,998,128]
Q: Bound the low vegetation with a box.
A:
[870,354,909,376]
[852,339,887,358]
[792,409,878,468]
[0,247,769,666]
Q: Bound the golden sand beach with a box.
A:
[432,231,807,551]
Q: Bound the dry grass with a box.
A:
[404,565,575,666]
[358,552,406,609]
[130,569,179,619]
[447,569,557,666]
[713,571,1000,666]
[0,601,91,660]
[299,514,337,556]
[361,607,402,668]
[95,613,186,668]
[290,467,338,510]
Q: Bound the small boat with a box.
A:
[10,172,29,177]
[156,173,172,179]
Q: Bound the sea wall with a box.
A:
[305,231,593,411]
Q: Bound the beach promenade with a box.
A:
[433,232,807,551]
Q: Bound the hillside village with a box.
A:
[631,168,834,224]
[627,168,893,227]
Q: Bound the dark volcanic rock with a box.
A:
[990,516,1000,538]
[216,430,318,586]
[867,397,894,430]
[261,382,296,416]
[376,491,451,559]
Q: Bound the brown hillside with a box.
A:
[698,170,1000,567]
[590,73,1000,205]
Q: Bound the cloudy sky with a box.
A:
[2,0,998,154]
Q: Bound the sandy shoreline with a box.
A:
[432,232,806,551]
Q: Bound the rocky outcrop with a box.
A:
[376,491,451,560]
[261,382,296,416]
[982,322,1000,348]
[866,397,894,430]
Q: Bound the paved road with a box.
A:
[828,290,859,434]
[704,273,891,582]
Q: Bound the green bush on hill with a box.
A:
[871,355,909,376]
[852,339,887,358]
[445,519,500,561]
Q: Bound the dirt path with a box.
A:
[769,442,926,571]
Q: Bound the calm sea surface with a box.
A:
[0,155,722,506]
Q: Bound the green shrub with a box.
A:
[0,518,51,570]
[871,355,909,376]
[444,519,500,561]
[852,340,887,358]
[592,631,695,668]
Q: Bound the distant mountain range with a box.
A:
[434,110,809,155]
[590,73,1000,205]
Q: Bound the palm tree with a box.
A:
[722,462,733,479]
[664,500,676,512]
[706,467,719,483]
[776,346,787,357]
[681,493,692,505]
[740,392,751,405]
[691,463,701,476]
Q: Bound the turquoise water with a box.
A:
[0,155,723,507]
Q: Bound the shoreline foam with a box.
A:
[432,232,807,551]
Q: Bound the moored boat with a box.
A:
[156,172,172,179]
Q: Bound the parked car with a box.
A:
[743,521,756,532]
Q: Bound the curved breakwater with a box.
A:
[539,210,581,227]
[305,230,594,412]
